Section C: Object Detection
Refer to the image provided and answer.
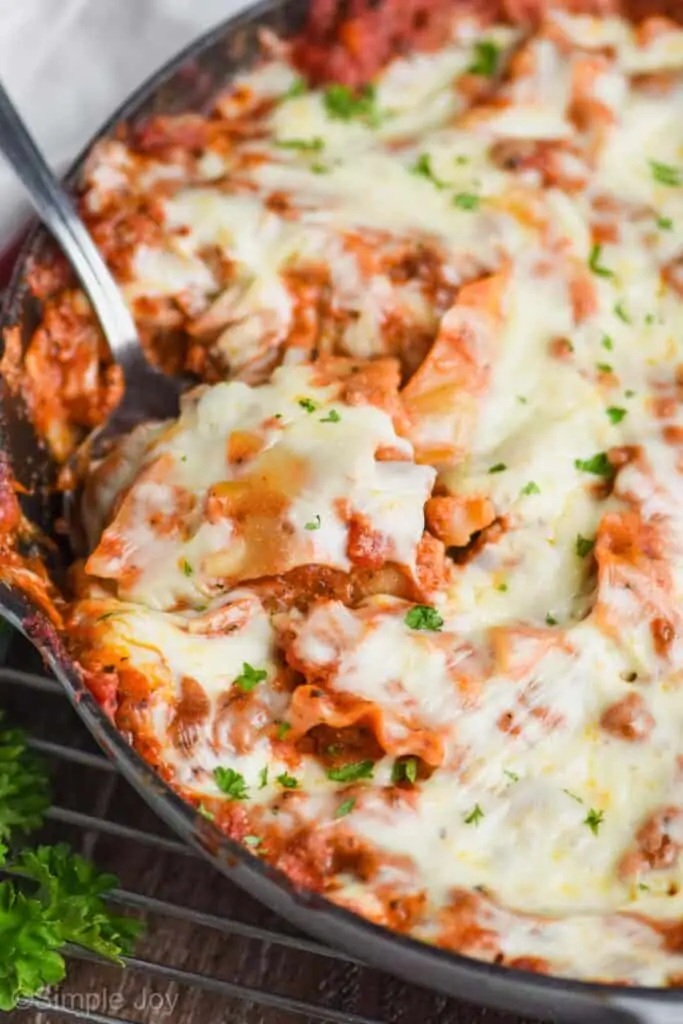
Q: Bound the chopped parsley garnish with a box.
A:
[563,788,584,804]
[645,313,656,325]
[650,160,682,187]
[244,835,262,847]
[258,766,269,790]
[233,662,267,692]
[214,767,249,801]
[311,162,329,174]
[488,462,507,474]
[298,397,319,413]
[468,39,500,77]
[324,83,379,124]
[517,395,528,404]
[614,301,631,324]
[305,515,322,531]
[576,534,595,558]
[504,769,520,783]
[411,153,445,189]
[496,583,508,592]
[601,334,613,351]
[404,605,444,631]
[588,243,613,278]
[638,882,650,892]
[320,409,341,423]
[334,798,356,819]
[453,192,480,211]
[391,757,418,785]
[464,803,485,826]
[276,722,291,741]
[276,772,299,789]
[181,559,193,577]
[545,613,558,626]
[625,389,636,398]
[657,215,674,230]
[521,481,540,496]
[327,760,374,783]
[283,78,307,101]
[574,452,613,477]
[276,136,324,152]
[606,406,627,424]
[584,808,605,835]
[596,362,613,374]
[197,803,214,820]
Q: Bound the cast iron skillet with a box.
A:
[0,3,680,1020]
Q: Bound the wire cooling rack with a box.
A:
[0,630,525,1024]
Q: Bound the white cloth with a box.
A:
[0,0,251,243]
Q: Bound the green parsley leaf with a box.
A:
[276,772,299,789]
[517,395,528,404]
[258,766,269,790]
[468,39,500,77]
[311,162,330,174]
[298,397,319,413]
[320,409,341,423]
[324,83,379,124]
[327,760,374,783]
[625,389,636,398]
[276,722,291,741]
[15,844,142,962]
[0,882,64,1011]
[657,215,674,230]
[391,757,418,785]
[588,243,613,278]
[334,798,356,819]
[521,481,540,496]
[282,78,307,101]
[584,808,605,835]
[563,788,584,804]
[453,192,480,211]
[404,605,444,631]
[496,583,508,592]
[305,515,322,531]
[233,662,267,692]
[606,406,627,424]
[650,160,681,187]
[545,613,558,626]
[464,803,485,825]
[638,882,650,892]
[601,334,613,351]
[197,803,214,820]
[596,362,613,374]
[576,534,595,558]
[243,835,262,847]
[181,559,193,577]
[504,769,520,783]
[214,767,249,800]
[614,301,631,324]
[645,313,656,325]
[411,153,445,189]
[276,136,324,152]
[0,715,50,842]
[488,462,507,474]
[574,452,613,477]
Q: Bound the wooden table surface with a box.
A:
[3,636,540,1024]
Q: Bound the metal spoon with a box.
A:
[0,79,185,465]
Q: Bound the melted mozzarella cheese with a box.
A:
[86,362,434,609]
[74,7,683,986]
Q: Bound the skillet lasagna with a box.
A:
[10,0,683,986]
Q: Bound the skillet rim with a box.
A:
[0,3,681,1018]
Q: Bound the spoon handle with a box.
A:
[0,78,138,363]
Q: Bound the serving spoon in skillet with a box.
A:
[0,79,185,484]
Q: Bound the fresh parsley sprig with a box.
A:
[0,712,142,1011]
